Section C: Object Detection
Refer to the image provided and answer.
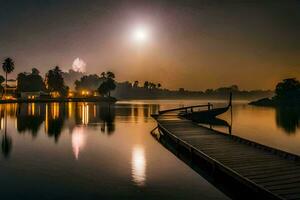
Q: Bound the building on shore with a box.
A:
[1,79,17,99]
[20,91,49,99]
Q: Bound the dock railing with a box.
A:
[158,103,212,115]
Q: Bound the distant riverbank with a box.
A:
[249,98,275,107]
[249,97,300,108]
[117,96,262,101]
[250,78,300,108]
[0,97,117,104]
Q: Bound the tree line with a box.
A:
[132,80,162,90]
[2,57,278,100]
[1,57,116,98]
[250,78,300,107]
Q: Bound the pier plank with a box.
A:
[154,115,300,200]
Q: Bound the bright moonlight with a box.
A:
[132,26,149,43]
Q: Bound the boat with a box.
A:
[191,116,230,126]
[189,116,232,134]
[181,93,232,120]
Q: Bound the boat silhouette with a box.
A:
[180,93,232,120]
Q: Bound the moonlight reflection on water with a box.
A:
[131,145,146,186]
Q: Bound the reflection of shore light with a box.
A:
[0,117,4,130]
[52,103,59,119]
[131,145,146,186]
[82,103,89,125]
[28,103,35,116]
[72,127,86,160]
[93,105,96,117]
[68,102,73,118]
[45,104,48,132]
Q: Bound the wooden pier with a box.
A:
[152,115,300,200]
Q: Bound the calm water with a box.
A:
[0,100,299,199]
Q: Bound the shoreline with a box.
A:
[249,97,275,107]
[249,97,300,108]
[0,97,117,104]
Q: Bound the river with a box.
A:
[0,100,299,199]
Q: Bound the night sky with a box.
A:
[0,0,299,90]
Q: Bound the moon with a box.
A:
[132,26,149,43]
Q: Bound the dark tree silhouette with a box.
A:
[75,74,103,91]
[100,72,106,78]
[142,81,159,90]
[133,81,139,88]
[149,82,156,90]
[98,78,116,97]
[17,68,46,92]
[98,82,110,96]
[31,67,40,75]
[215,85,239,94]
[106,71,115,79]
[2,57,15,96]
[97,71,116,97]
[0,75,5,95]
[275,78,300,99]
[251,78,300,107]
[143,81,149,89]
[106,78,116,97]
[46,66,69,97]
[273,78,300,106]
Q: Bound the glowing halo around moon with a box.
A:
[132,26,150,43]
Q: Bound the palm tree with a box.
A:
[106,71,115,79]
[98,77,116,97]
[144,81,149,89]
[151,83,156,89]
[0,75,5,96]
[133,81,139,88]
[31,67,40,75]
[100,72,106,78]
[98,81,109,97]
[2,58,15,97]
